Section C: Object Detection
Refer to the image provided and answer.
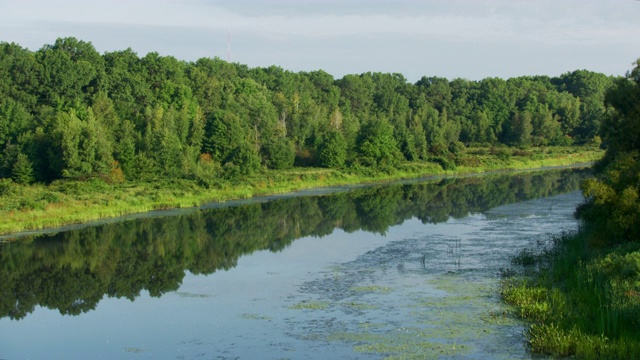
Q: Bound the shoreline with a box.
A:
[1,162,593,241]
[0,149,602,240]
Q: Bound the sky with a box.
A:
[1,0,640,82]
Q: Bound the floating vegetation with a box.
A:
[241,313,272,320]
[327,328,470,359]
[349,285,392,293]
[339,301,377,310]
[288,301,330,310]
[122,347,147,353]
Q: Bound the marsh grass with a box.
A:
[501,231,640,359]
[0,146,603,237]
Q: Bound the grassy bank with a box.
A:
[501,229,640,359]
[0,146,602,238]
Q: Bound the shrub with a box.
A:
[261,137,295,170]
[430,156,456,171]
[0,178,15,196]
[11,153,34,185]
[448,141,466,154]
[490,147,512,161]
[317,130,347,169]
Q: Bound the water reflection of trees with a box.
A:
[0,169,587,320]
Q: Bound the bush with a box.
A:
[430,142,449,156]
[490,147,512,161]
[0,178,15,196]
[317,130,347,169]
[448,141,466,154]
[223,142,261,179]
[512,149,532,157]
[194,153,222,188]
[430,156,456,171]
[261,137,295,170]
[40,191,61,203]
[11,153,34,185]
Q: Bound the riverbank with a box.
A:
[0,146,602,238]
[501,228,640,359]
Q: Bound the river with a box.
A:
[0,168,588,359]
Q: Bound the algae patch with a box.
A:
[349,285,392,294]
[241,313,272,320]
[288,301,330,310]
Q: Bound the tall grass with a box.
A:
[502,230,640,359]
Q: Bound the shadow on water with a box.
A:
[0,168,588,322]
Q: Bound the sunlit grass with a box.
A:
[0,146,603,237]
[501,231,640,359]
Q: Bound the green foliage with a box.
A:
[502,231,640,359]
[576,60,640,244]
[578,152,640,242]
[357,117,402,168]
[204,110,245,163]
[0,37,614,185]
[507,111,533,148]
[54,108,114,179]
[11,152,34,185]
[261,137,295,170]
[316,129,347,168]
[0,178,15,196]
[194,153,221,188]
[448,141,466,154]
[223,141,261,179]
[430,156,456,171]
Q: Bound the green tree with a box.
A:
[224,141,261,178]
[356,117,402,168]
[509,111,533,148]
[316,129,347,168]
[53,108,114,179]
[11,152,34,185]
[113,120,136,179]
[553,69,614,143]
[36,37,104,108]
[261,137,295,170]
[577,60,640,242]
[204,110,246,163]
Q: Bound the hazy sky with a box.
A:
[2,0,639,81]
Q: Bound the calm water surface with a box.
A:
[0,169,588,359]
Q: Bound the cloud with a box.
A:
[1,0,639,80]
[2,0,639,47]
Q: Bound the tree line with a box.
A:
[0,37,615,185]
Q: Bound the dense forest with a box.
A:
[0,37,614,186]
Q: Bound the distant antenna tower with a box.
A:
[226,31,231,62]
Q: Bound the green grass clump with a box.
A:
[501,230,640,359]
